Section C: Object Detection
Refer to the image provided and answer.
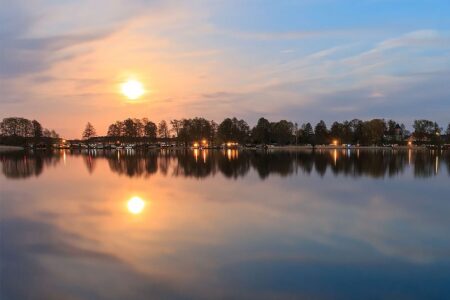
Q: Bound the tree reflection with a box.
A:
[107,150,158,178]
[0,151,60,179]
[1,149,449,180]
[217,150,250,179]
[104,149,450,180]
[172,150,216,179]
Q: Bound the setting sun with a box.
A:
[127,196,145,214]
[120,79,145,100]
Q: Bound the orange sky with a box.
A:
[1,0,449,138]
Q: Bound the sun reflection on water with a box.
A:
[127,196,145,214]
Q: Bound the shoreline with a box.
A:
[266,145,429,150]
[0,144,444,153]
[0,145,24,152]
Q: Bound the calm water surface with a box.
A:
[1,149,450,300]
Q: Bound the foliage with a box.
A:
[158,120,170,140]
[300,123,314,144]
[314,120,329,145]
[82,122,96,140]
[217,117,250,143]
[252,118,271,144]
[0,117,58,141]
[413,119,441,143]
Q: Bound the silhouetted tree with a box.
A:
[413,119,435,142]
[209,120,218,145]
[350,119,363,144]
[218,117,250,143]
[170,119,182,145]
[361,119,386,145]
[123,118,138,138]
[447,123,450,142]
[143,120,157,141]
[107,121,123,137]
[330,121,344,143]
[50,129,59,139]
[271,120,294,145]
[43,128,51,137]
[32,120,43,138]
[314,120,329,145]
[301,123,314,144]
[158,120,170,142]
[0,117,33,137]
[82,122,96,140]
[387,120,398,136]
[252,118,271,144]
[190,117,213,142]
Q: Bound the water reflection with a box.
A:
[1,149,450,299]
[0,151,61,179]
[2,149,449,179]
[127,196,146,214]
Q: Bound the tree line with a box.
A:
[0,117,60,146]
[82,117,450,146]
[1,116,448,146]
[0,117,59,138]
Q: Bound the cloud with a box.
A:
[1,0,449,138]
[270,71,450,126]
[217,28,376,41]
[201,91,240,99]
[0,218,188,300]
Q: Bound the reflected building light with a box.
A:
[193,149,199,162]
[435,155,439,175]
[63,151,66,165]
[408,149,412,165]
[357,149,360,159]
[333,149,338,166]
[226,149,238,160]
[227,149,232,160]
[202,149,207,163]
[127,196,145,215]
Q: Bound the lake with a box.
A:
[1,149,450,300]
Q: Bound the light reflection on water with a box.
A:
[2,148,449,180]
[1,149,450,300]
[127,196,146,215]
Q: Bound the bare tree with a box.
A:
[82,122,96,140]
[158,120,170,142]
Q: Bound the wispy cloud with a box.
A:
[1,1,449,137]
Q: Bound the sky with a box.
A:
[1,0,450,138]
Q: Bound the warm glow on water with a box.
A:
[1,150,449,299]
[127,196,145,214]
[120,79,145,100]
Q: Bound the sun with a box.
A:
[121,79,145,100]
[127,196,145,214]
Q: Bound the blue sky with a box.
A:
[1,0,449,137]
